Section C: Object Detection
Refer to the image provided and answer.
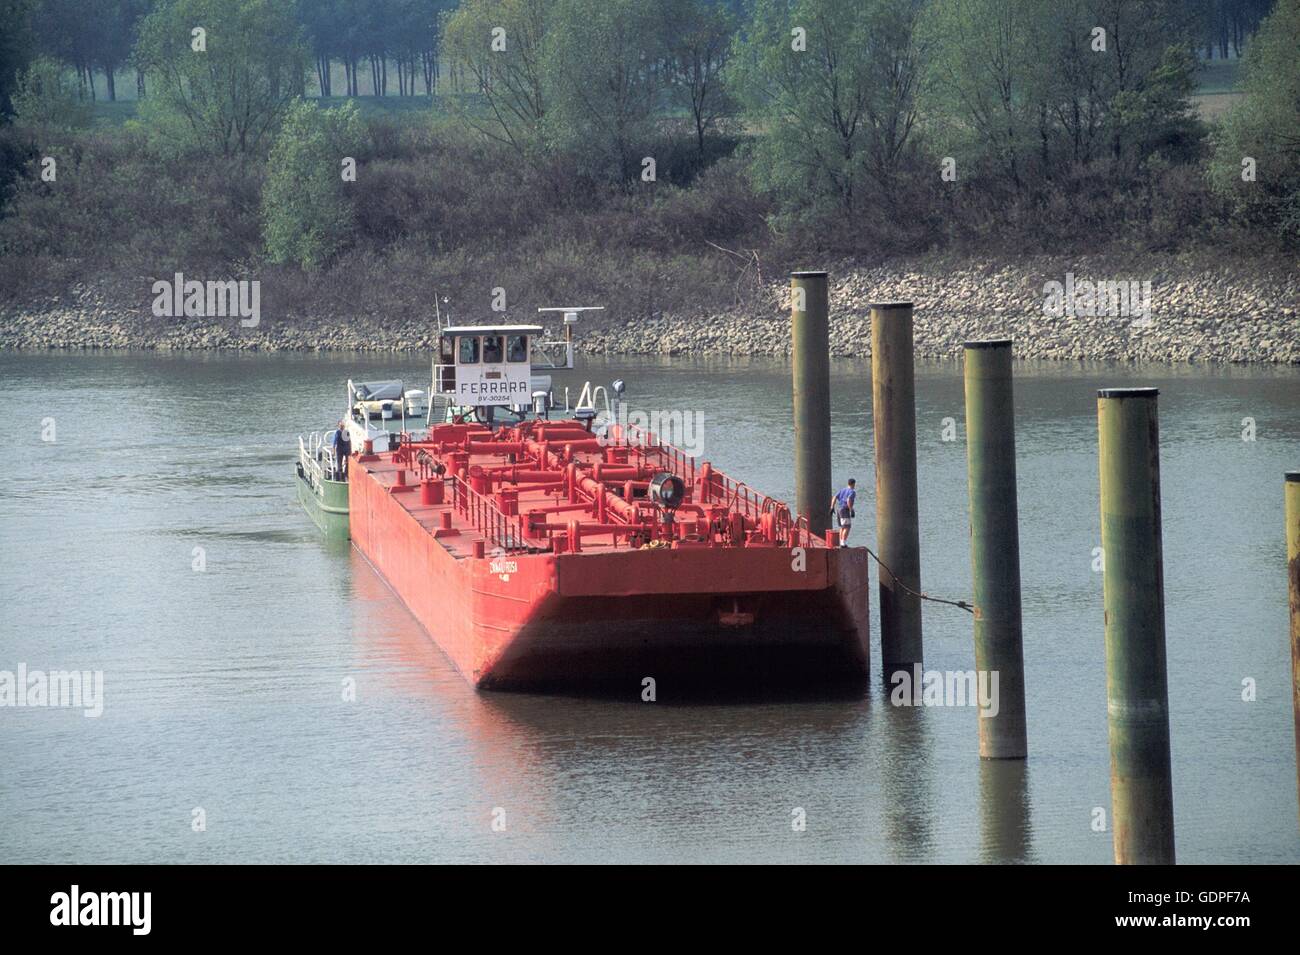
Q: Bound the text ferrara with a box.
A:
[50,886,151,936]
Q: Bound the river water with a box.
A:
[1,350,1297,864]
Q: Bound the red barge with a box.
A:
[345,317,871,692]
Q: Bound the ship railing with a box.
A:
[299,432,343,486]
[617,421,815,546]
[614,421,697,486]
[710,470,817,548]
[451,476,529,554]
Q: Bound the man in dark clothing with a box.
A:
[331,421,351,480]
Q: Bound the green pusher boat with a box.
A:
[295,379,425,539]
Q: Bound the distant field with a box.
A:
[1192,57,1245,120]
[315,95,452,121]
[1196,57,1243,94]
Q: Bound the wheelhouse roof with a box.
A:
[441,324,544,336]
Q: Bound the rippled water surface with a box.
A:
[1,350,1297,863]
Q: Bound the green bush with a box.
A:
[10,57,91,133]
[261,99,364,269]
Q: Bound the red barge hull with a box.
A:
[349,420,870,692]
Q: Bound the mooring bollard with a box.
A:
[791,271,832,538]
[964,340,1027,759]
[1097,387,1175,865]
[872,301,923,681]
[1286,471,1300,830]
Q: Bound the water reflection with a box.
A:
[979,758,1034,864]
[878,703,936,862]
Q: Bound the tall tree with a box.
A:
[918,0,1046,190]
[31,0,98,98]
[442,0,551,153]
[0,0,37,118]
[730,0,925,216]
[299,0,342,96]
[542,0,670,181]
[134,0,308,155]
[96,1,153,101]
[664,0,737,160]
[1087,0,1201,165]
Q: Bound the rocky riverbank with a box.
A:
[2,254,1296,362]
[583,254,1300,363]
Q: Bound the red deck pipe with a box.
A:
[473,540,486,559]
[531,521,653,536]
[465,441,527,455]
[527,502,592,516]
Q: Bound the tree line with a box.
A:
[3,0,1278,104]
[0,0,1296,278]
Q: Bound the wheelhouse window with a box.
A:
[507,335,529,362]
[458,336,479,364]
[482,335,504,363]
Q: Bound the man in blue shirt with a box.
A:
[830,478,856,547]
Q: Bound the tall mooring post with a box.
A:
[872,302,922,680]
[1286,471,1300,830]
[791,271,832,538]
[1097,387,1175,865]
[964,341,1027,759]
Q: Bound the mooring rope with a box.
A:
[862,544,977,615]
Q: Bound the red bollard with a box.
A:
[472,540,486,559]
[433,511,457,538]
